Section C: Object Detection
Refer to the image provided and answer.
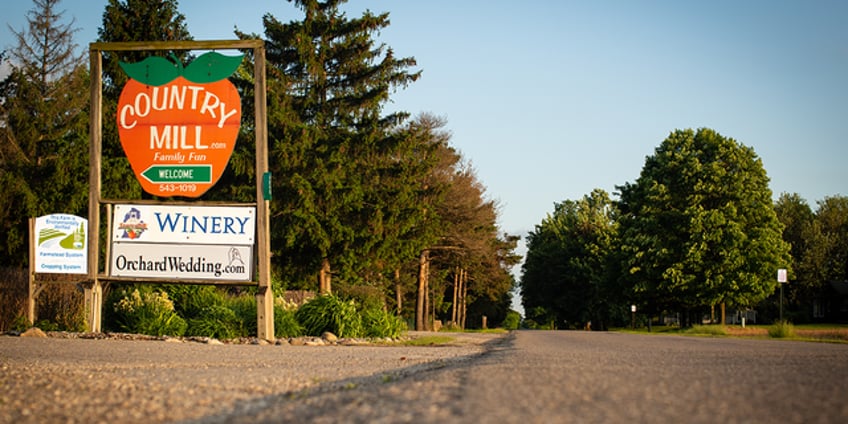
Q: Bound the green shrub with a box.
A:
[336,283,385,311]
[361,306,406,338]
[11,315,30,332]
[34,319,60,331]
[227,294,257,337]
[186,304,241,339]
[296,294,362,338]
[274,303,303,338]
[768,321,796,338]
[165,285,226,319]
[502,310,521,331]
[112,287,187,337]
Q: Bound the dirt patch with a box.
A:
[725,327,767,337]
[795,328,848,342]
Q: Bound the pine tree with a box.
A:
[95,0,192,200]
[0,0,88,266]
[260,0,420,292]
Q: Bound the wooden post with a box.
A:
[86,47,103,333]
[27,218,36,325]
[319,258,332,294]
[254,43,274,342]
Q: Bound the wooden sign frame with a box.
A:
[87,40,273,340]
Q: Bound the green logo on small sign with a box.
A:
[141,165,213,183]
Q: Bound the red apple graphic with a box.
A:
[117,52,243,197]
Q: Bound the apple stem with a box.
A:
[169,53,184,71]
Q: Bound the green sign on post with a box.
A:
[141,165,212,183]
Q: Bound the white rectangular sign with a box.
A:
[34,214,88,274]
[110,243,252,281]
[113,204,255,245]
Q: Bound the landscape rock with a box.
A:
[20,328,47,338]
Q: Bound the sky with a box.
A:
[3,1,847,311]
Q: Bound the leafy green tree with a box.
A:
[0,0,88,266]
[773,194,848,322]
[520,189,618,329]
[96,0,193,200]
[774,193,816,313]
[807,196,848,284]
[257,0,420,293]
[617,128,790,324]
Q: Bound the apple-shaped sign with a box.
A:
[117,52,243,197]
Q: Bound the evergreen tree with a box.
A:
[617,128,790,323]
[258,0,420,292]
[0,0,88,266]
[96,0,192,200]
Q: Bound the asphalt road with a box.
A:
[458,331,848,423]
[2,331,847,423]
[205,331,848,423]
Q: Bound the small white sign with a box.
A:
[111,243,252,281]
[777,268,788,283]
[113,204,255,245]
[34,214,88,274]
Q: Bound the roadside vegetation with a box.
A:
[10,285,407,341]
[0,0,520,335]
[519,131,848,330]
[615,323,848,343]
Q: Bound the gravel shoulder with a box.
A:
[0,331,507,424]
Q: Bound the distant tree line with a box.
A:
[0,0,519,331]
[522,128,847,328]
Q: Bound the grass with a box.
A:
[402,335,457,346]
[620,323,848,343]
[683,324,729,336]
[438,327,508,334]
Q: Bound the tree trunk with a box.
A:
[461,271,468,329]
[424,259,430,331]
[394,268,402,316]
[720,302,726,325]
[451,268,459,325]
[319,258,332,294]
[415,250,429,331]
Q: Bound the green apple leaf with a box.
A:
[119,56,181,86]
[183,52,244,84]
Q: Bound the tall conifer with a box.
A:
[260,0,420,292]
[0,0,88,266]
[96,0,192,200]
